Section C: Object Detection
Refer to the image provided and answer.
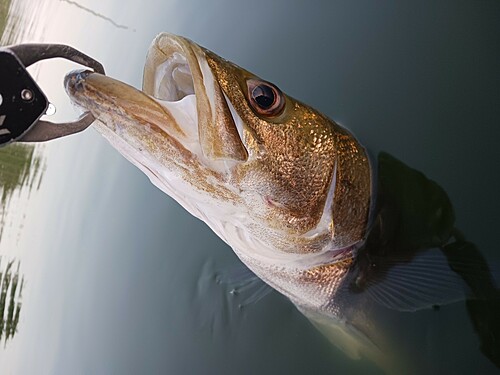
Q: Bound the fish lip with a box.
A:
[144,33,247,165]
[141,33,202,147]
[144,33,197,102]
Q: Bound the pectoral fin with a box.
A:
[347,248,472,312]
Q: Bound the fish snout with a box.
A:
[64,69,93,97]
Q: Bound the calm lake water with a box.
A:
[0,0,499,374]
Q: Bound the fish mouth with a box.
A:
[65,33,247,171]
[143,33,203,154]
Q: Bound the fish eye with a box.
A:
[247,79,285,117]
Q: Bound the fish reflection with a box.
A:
[64,33,498,373]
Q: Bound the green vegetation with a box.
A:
[0,0,11,38]
[0,258,22,344]
[0,143,43,205]
[0,0,45,215]
[0,144,44,240]
[0,147,37,345]
[0,0,45,240]
[0,0,40,344]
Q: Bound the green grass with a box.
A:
[0,144,43,207]
[0,0,44,235]
[0,259,23,344]
[0,144,44,241]
[0,0,12,38]
[0,1,30,344]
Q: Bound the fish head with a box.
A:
[65,32,372,265]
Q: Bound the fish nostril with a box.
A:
[74,79,84,92]
[76,70,91,82]
[64,69,92,93]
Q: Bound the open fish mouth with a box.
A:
[143,33,204,156]
[65,33,247,173]
[150,45,195,102]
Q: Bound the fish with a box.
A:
[64,33,497,372]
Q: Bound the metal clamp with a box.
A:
[2,43,105,143]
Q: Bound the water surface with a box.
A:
[0,1,499,374]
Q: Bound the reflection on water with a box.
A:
[0,0,10,37]
[0,0,46,348]
[1,0,21,45]
[0,258,22,344]
[0,144,44,242]
[1,0,46,46]
[0,0,46,235]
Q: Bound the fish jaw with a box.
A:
[64,69,247,241]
